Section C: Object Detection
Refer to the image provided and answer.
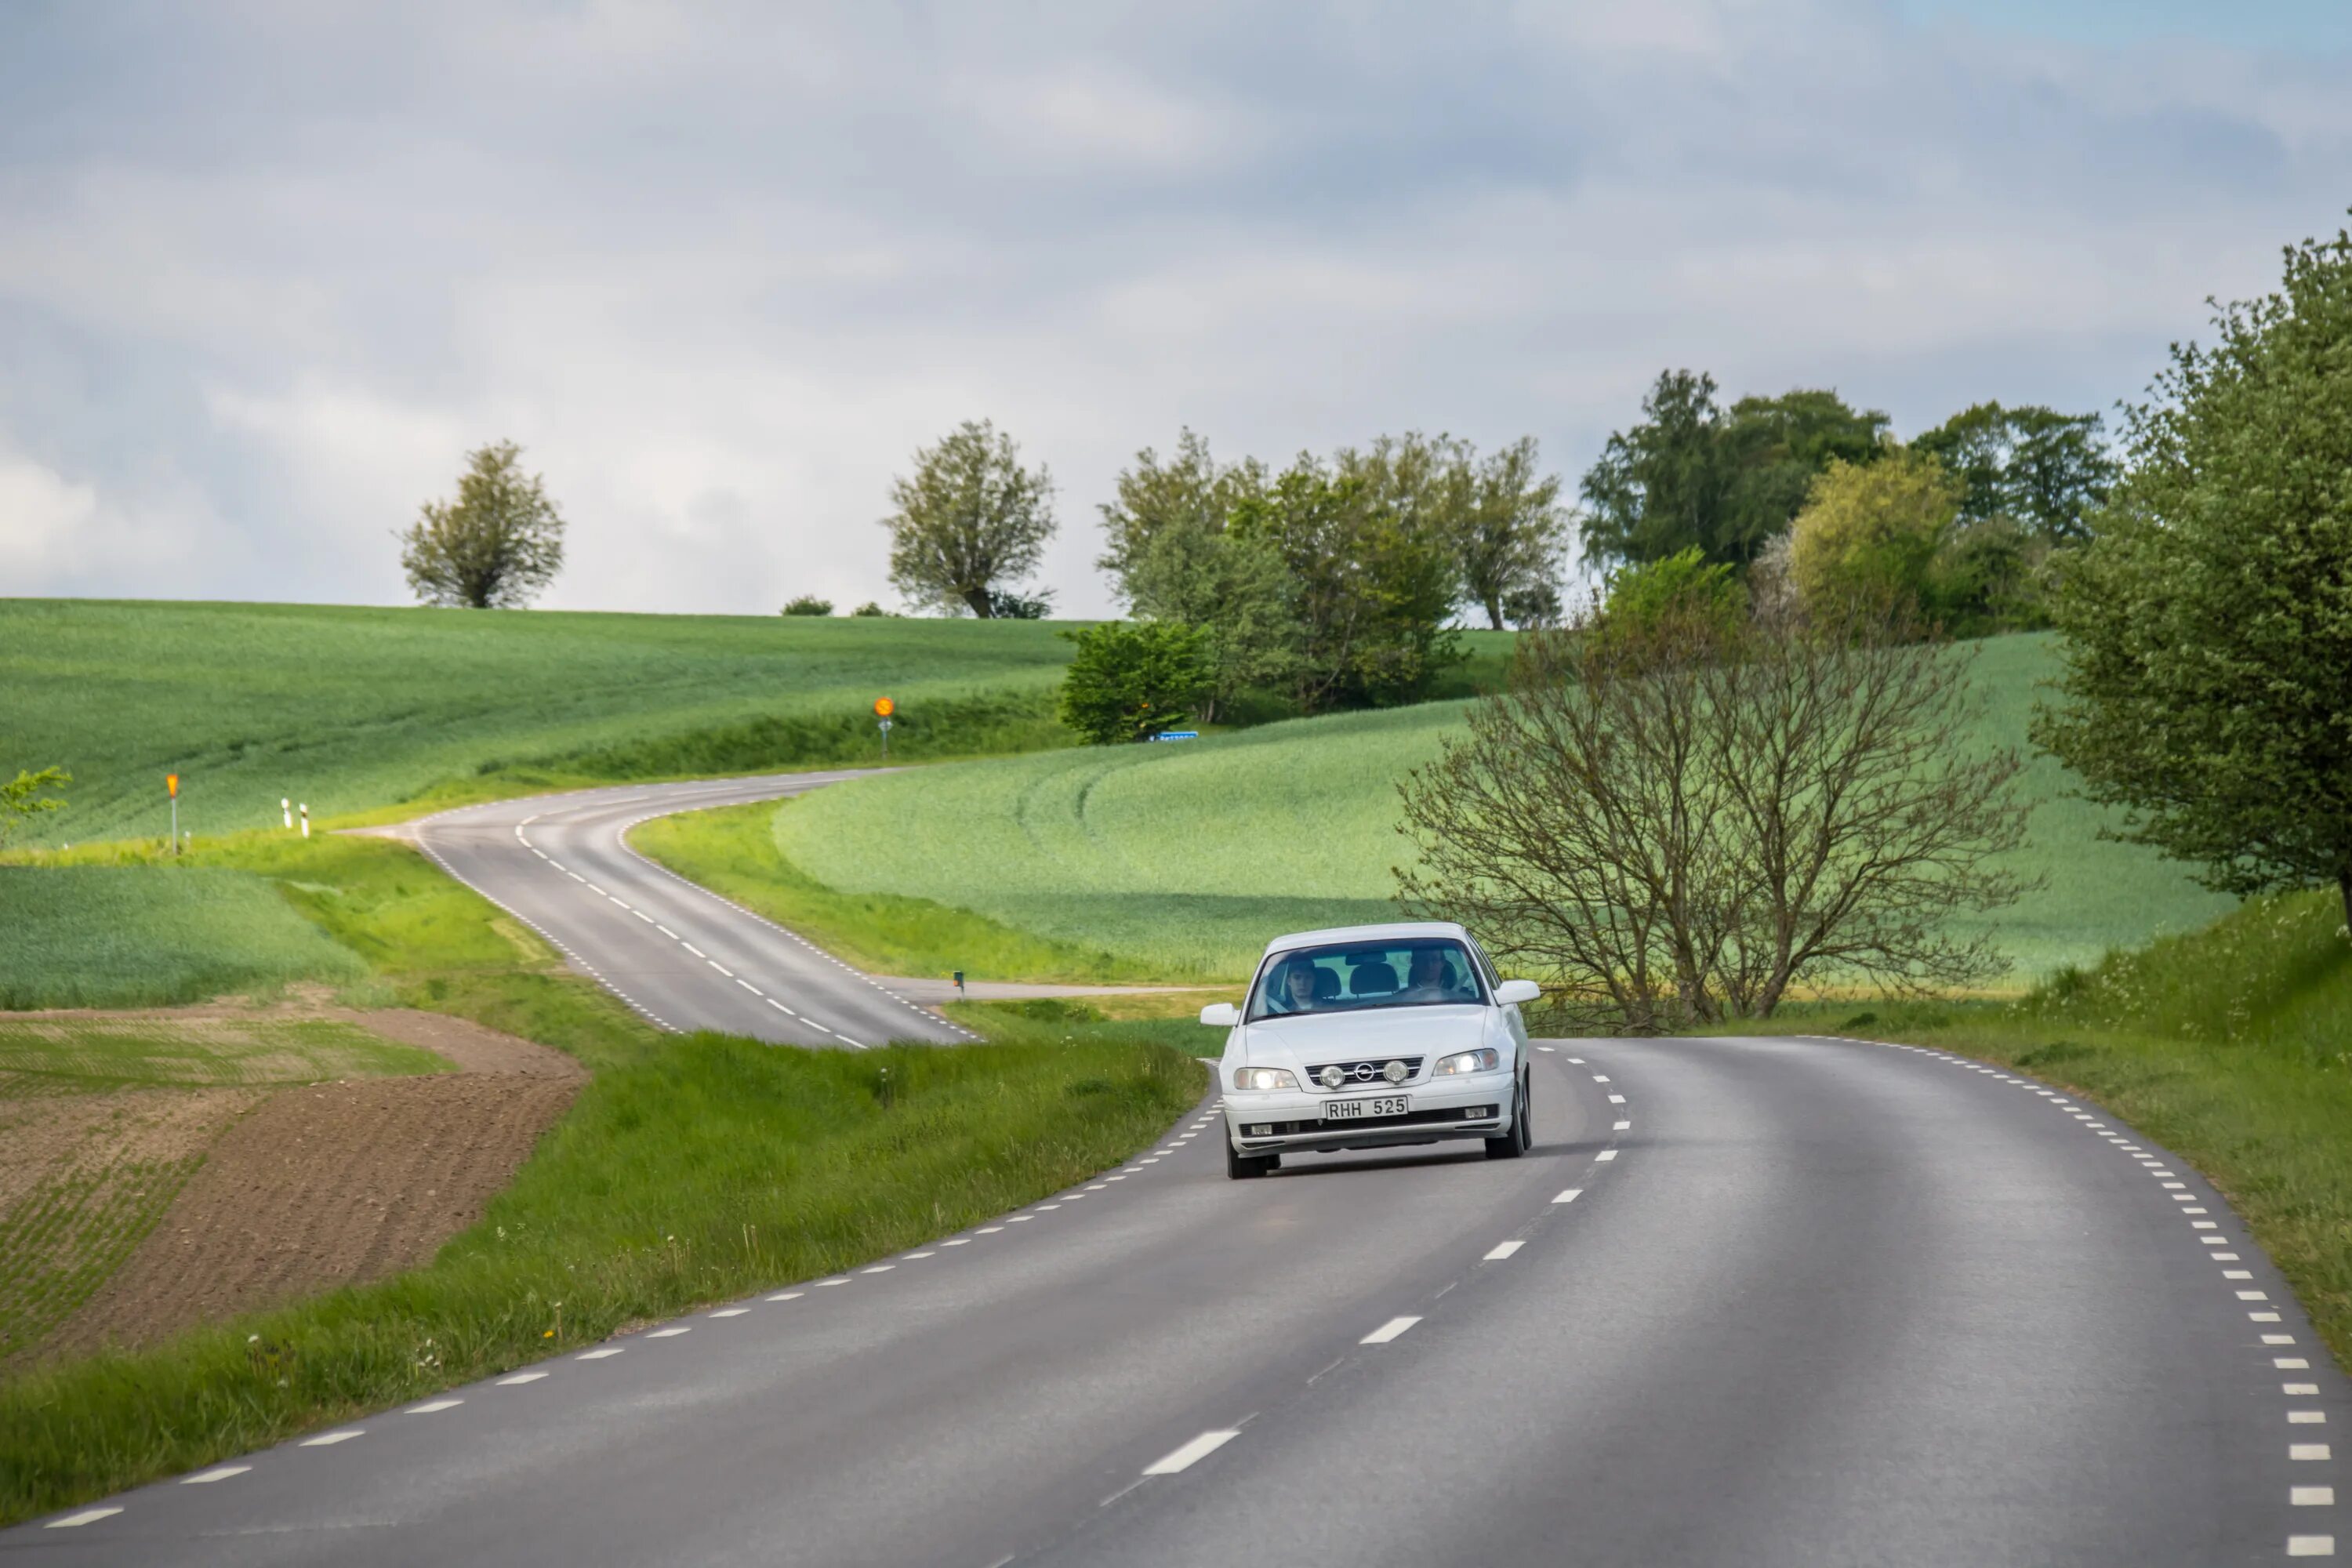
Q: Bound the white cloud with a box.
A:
[1,1,2347,618]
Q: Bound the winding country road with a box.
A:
[5,774,2347,1563]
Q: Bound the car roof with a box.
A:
[1261,920,1471,956]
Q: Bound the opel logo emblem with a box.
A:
[1352,1062,1374,1081]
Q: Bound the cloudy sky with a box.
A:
[2,1,2347,619]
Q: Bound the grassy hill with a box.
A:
[752,633,2236,985]
[0,600,1079,847]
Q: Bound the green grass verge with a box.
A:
[0,867,372,1011]
[1715,889,2352,1370]
[758,632,2236,985]
[0,600,1083,847]
[631,802,1170,984]
[0,823,1203,1525]
[0,1018,445,1091]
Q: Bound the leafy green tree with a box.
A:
[1578,372,1889,571]
[1601,546,1744,642]
[397,441,567,608]
[1232,457,1461,711]
[2034,221,2352,929]
[850,601,889,617]
[1456,438,1569,630]
[1,764,69,850]
[883,419,1056,618]
[1098,431,1294,716]
[1789,449,1959,613]
[1057,621,1215,744]
[781,595,834,616]
[1914,402,2117,543]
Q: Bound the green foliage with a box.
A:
[1231,456,1463,712]
[1600,546,1745,638]
[0,766,68,850]
[851,601,888,617]
[2034,220,2352,927]
[0,866,369,1009]
[397,441,566,609]
[1789,449,1960,612]
[1577,372,1891,569]
[764,634,2234,984]
[882,419,1057,618]
[0,601,1076,845]
[1912,401,2117,543]
[781,595,834,616]
[1057,621,1214,745]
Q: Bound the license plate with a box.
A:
[1322,1094,1409,1121]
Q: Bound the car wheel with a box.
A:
[1226,1142,1278,1180]
[1486,1076,1531,1160]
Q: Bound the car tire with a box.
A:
[1485,1076,1532,1160]
[1226,1142,1279,1180]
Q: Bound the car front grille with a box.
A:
[1302,1056,1425,1089]
[1236,1105,1499,1138]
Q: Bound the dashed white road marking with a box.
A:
[182,1465,249,1484]
[862,1265,895,1274]
[2295,1487,2337,1505]
[2286,1537,2335,1557]
[941,1239,971,1247]
[2293,1444,2332,1461]
[300,1429,364,1446]
[2288,1385,2323,1396]
[648,1327,691,1338]
[1552,1189,1583,1204]
[496,1371,550,1385]
[1484,1240,1525,1260]
[1361,1316,1421,1345]
[710,1308,751,1317]
[683,943,707,958]
[45,1508,122,1528]
[1144,1429,1240,1475]
[1613,1120,1631,1130]
[768,1290,805,1301]
[1596,1149,1618,1162]
[1608,1094,1626,1104]
[1007,1214,1033,1223]
[578,1347,626,1359]
[2289,1411,2328,1424]
[407,1399,464,1414]
[1592,1074,1611,1083]
[904,1250,935,1260]
[815,1276,851,1286]
[2281,1358,2314,1370]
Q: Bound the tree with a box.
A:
[397,441,566,608]
[1,764,69,850]
[850,601,889,617]
[1578,372,1889,571]
[1914,402,2117,543]
[1455,437,1569,630]
[1397,601,2031,1031]
[882,419,1056,618]
[781,595,834,616]
[1232,456,1461,712]
[1600,546,1744,643]
[2033,220,2352,931]
[1057,620,1215,744]
[1788,448,1959,614]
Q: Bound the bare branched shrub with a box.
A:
[1396,597,2034,1032]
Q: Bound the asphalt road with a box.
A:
[11,1029,2345,1563]
[397,771,968,1048]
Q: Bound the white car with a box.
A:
[1202,920,1541,1179]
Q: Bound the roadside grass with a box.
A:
[1713,890,2352,1370]
[760,633,2235,985]
[0,600,1080,848]
[0,822,1205,1525]
[631,802,1169,984]
[0,867,370,1011]
[0,1018,446,1091]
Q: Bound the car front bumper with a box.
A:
[1224,1070,1516,1154]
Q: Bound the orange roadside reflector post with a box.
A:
[166,774,179,797]
[874,696,895,718]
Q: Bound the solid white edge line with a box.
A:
[1143,1428,1241,1475]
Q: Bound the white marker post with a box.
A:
[299,803,310,839]
[282,797,292,829]
[166,774,180,855]
[874,695,895,759]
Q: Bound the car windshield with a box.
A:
[1246,938,1486,1022]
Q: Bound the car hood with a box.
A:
[1241,1005,1491,1068]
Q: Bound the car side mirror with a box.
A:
[1495,979,1541,1007]
[1199,1003,1241,1028]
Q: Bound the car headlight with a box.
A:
[1232,1066,1299,1091]
[1432,1047,1501,1076]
